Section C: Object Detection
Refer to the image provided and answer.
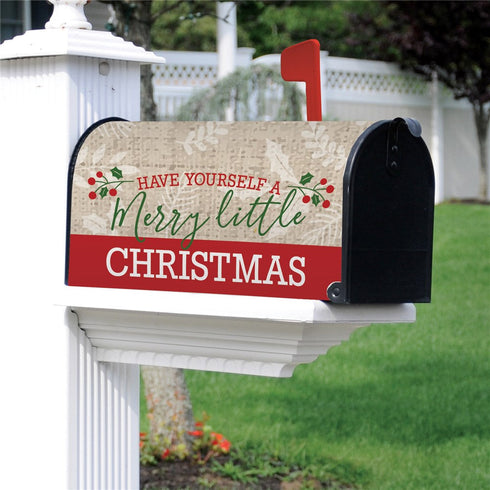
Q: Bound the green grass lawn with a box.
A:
[182,204,490,488]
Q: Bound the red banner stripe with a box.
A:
[68,235,341,300]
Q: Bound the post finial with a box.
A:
[45,0,92,30]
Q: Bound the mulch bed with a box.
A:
[140,458,283,489]
[140,457,347,489]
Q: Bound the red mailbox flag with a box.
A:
[281,39,322,122]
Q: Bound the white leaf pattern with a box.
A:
[110,151,128,164]
[92,144,106,165]
[177,122,229,155]
[265,139,297,184]
[82,214,108,234]
[302,122,347,169]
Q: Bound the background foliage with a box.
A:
[150,0,385,58]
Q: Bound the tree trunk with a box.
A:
[473,102,489,201]
[142,367,194,453]
[109,0,157,121]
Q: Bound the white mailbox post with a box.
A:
[0,2,417,489]
[0,2,163,488]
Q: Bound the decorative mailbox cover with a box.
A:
[66,117,434,303]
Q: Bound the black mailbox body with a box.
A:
[328,118,435,303]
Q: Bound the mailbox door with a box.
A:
[328,118,435,304]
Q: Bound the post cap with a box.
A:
[45,0,92,30]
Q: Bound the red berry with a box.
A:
[302,195,311,204]
[96,171,103,178]
[89,191,97,200]
[88,177,96,185]
[109,188,117,196]
[326,185,335,193]
[320,178,327,185]
[322,199,331,209]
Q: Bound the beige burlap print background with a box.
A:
[70,121,371,247]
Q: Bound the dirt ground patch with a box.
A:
[140,457,346,489]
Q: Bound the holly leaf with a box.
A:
[111,167,123,179]
[300,172,314,185]
[312,194,321,206]
[100,187,108,199]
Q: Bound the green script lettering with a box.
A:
[111,191,209,249]
[216,189,305,235]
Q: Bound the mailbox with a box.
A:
[328,117,434,303]
[66,117,434,303]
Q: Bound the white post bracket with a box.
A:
[62,288,415,378]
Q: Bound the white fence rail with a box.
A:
[153,50,488,201]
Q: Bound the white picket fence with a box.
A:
[153,49,488,202]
